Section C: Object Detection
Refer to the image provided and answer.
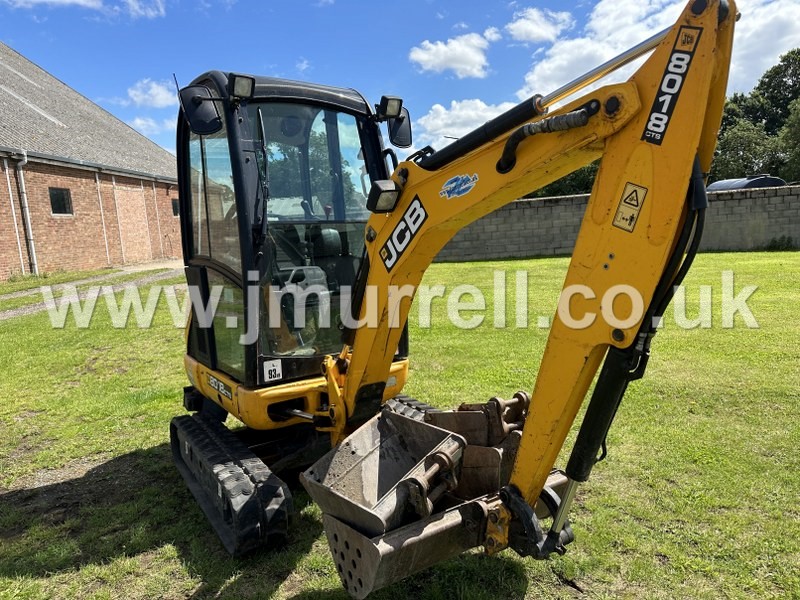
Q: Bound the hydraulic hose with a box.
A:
[496,109,590,174]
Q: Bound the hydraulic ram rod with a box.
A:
[417,27,670,172]
[540,27,670,109]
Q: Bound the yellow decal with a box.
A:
[676,26,701,53]
[612,182,648,233]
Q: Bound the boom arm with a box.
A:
[338,0,731,441]
[311,0,735,594]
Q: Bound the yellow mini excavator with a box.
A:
[170,0,736,595]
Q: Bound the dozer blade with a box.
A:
[170,414,293,556]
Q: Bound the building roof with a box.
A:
[0,42,176,181]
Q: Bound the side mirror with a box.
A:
[179,85,223,135]
[387,107,412,148]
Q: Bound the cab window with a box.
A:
[187,126,241,272]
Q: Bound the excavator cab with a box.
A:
[176,72,409,388]
[172,72,413,554]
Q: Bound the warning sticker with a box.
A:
[613,183,648,233]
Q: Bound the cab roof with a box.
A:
[191,70,371,116]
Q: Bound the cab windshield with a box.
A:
[246,102,373,360]
[248,103,371,222]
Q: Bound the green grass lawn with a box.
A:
[0,269,173,313]
[0,252,798,599]
[0,268,120,296]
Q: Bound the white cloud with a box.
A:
[123,0,164,18]
[483,27,502,43]
[726,0,800,93]
[2,0,166,17]
[586,0,680,44]
[517,37,618,101]
[505,8,574,44]
[129,116,174,135]
[515,0,800,103]
[127,78,177,108]
[515,0,683,101]
[409,29,501,79]
[415,98,517,150]
[407,0,800,163]
[2,0,102,7]
[297,58,310,74]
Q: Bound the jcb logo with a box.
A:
[380,197,428,271]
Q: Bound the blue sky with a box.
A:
[2,0,799,155]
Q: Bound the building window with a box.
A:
[49,188,73,215]
[172,198,180,217]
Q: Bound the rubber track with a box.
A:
[170,414,293,556]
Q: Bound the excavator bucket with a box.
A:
[301,409,467,537]
[300,395,565,598]
[300,409,481,598]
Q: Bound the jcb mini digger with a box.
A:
[171,0,737,595]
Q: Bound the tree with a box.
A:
[778,98,800,183]
[754,48,800,135]
[710,119,783,181]
[266,130,357,208]
[720,91,771,136]
[527,161,599,198]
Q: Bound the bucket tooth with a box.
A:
[170,414,293,556]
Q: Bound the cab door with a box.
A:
[179,108,248,384]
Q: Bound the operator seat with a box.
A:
[311,228,343,291]
[272,224,305,267]
[335,230,359,290]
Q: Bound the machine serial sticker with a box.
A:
[439,174,479,199]
[263,359,283,383]
[380,196,428,271]
[612,183,648,232]
[642,26,703,146]
[207,374,232,400]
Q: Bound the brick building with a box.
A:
[0,42,180,280]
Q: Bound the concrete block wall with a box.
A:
[699,186,800,251]
[0,159,180,280]
[436,185,800,262]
